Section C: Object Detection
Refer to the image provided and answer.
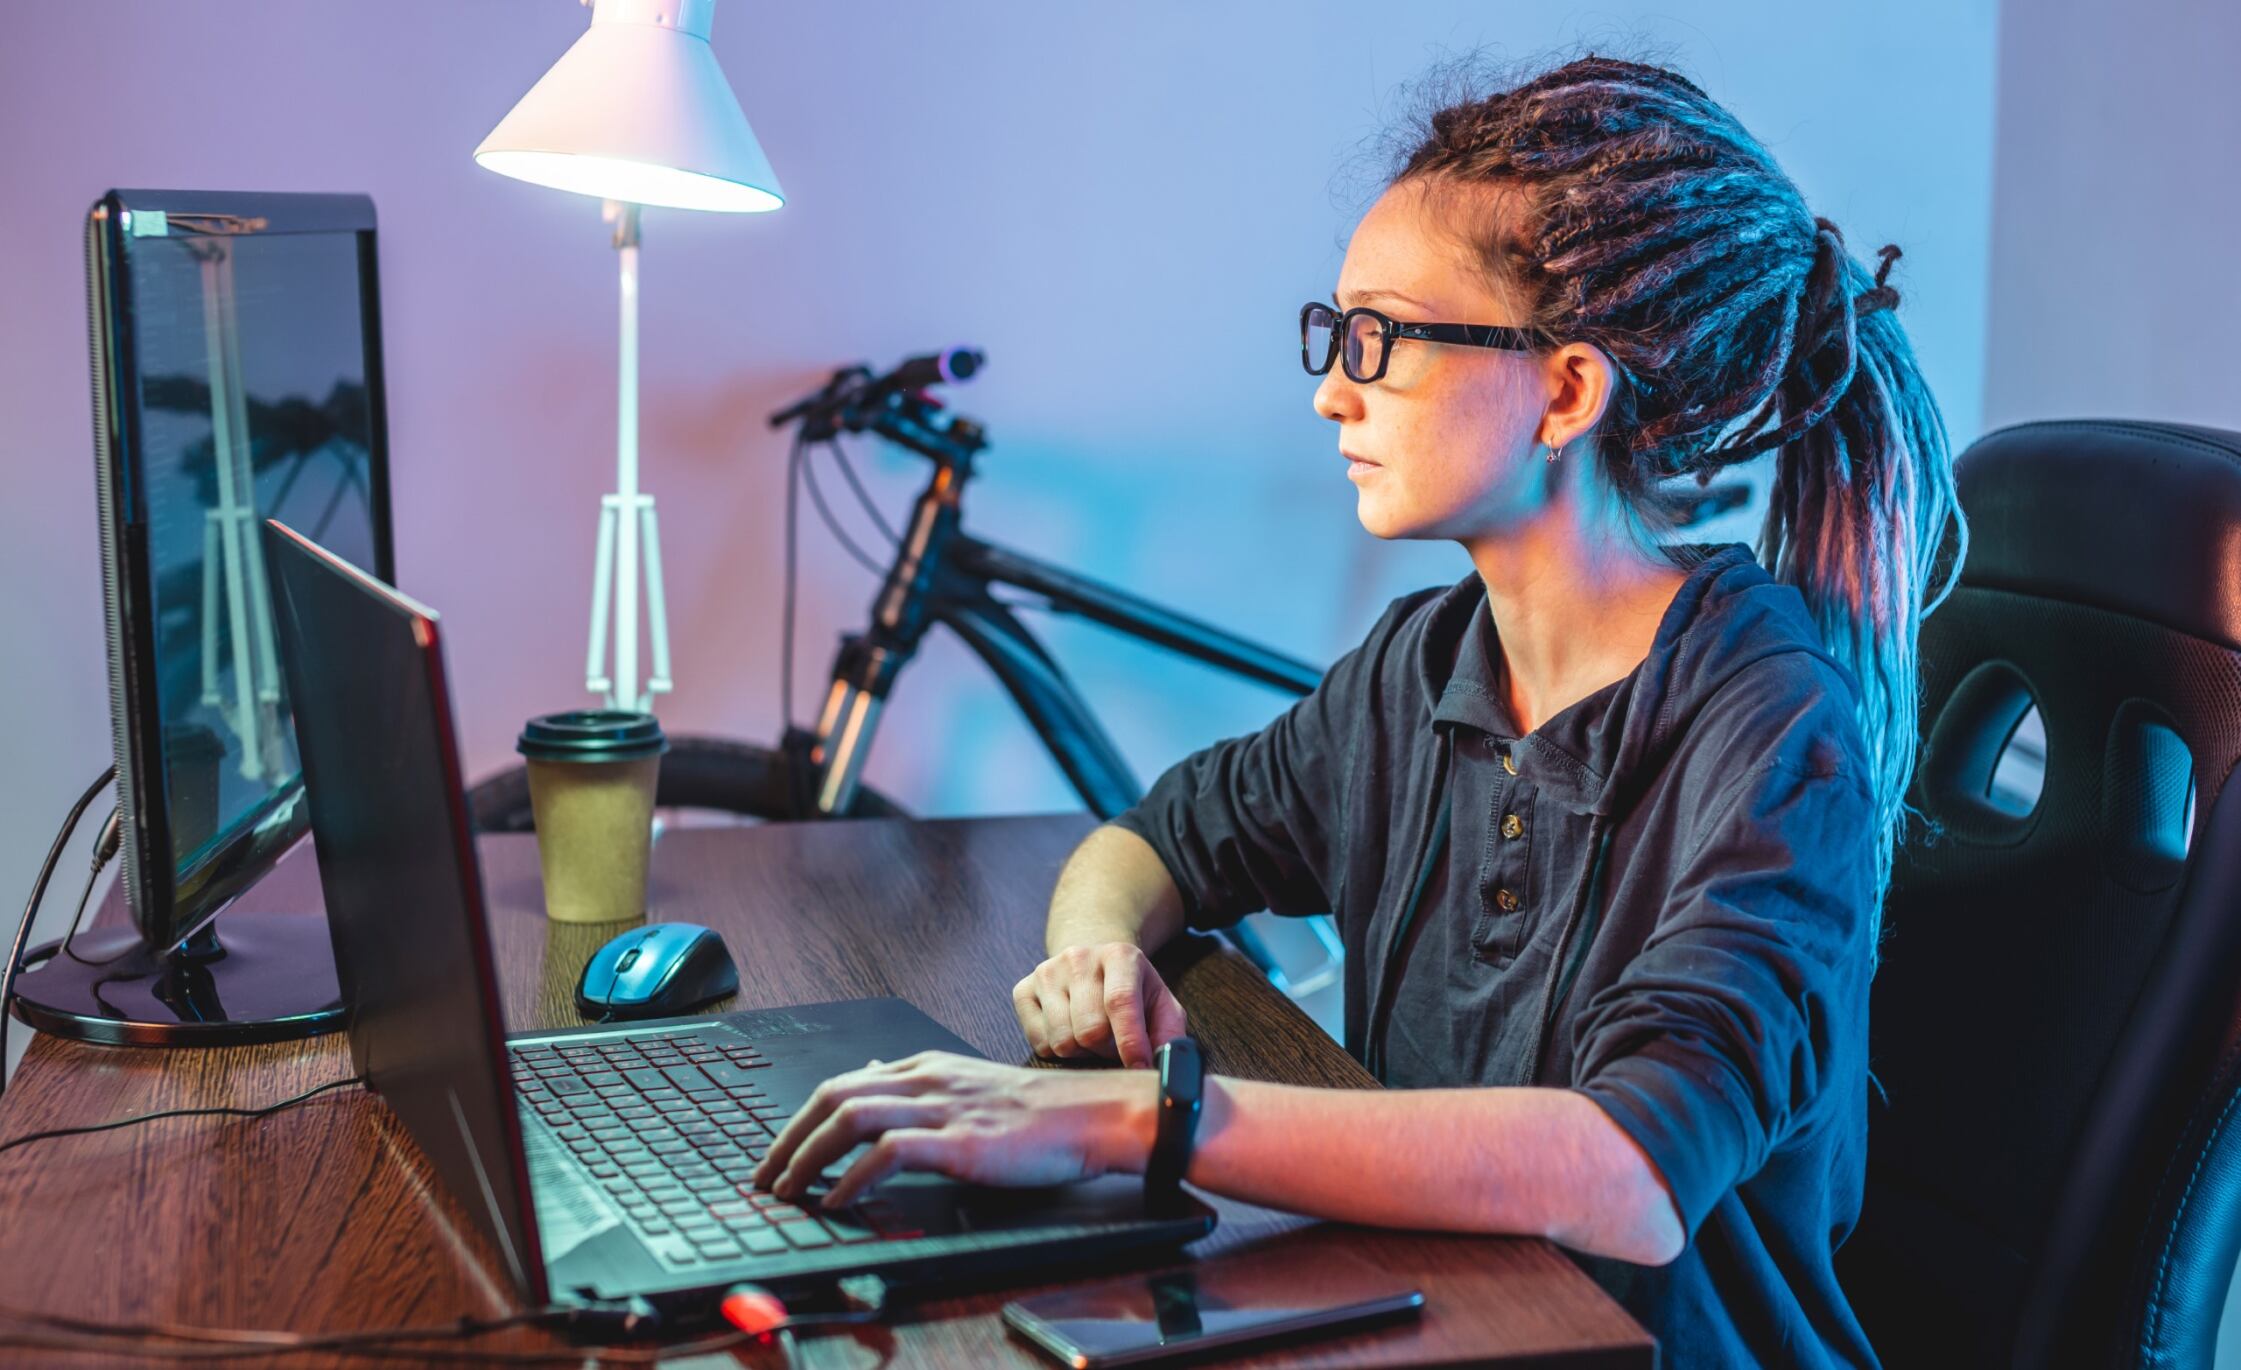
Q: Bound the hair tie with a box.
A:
[1853,243,1903,317]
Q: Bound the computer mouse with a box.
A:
[577,922,739,1020]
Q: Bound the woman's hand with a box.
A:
[1013,943,1189,1068]
[750,1051,1157,1209]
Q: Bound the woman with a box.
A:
[752,53,1965,1366]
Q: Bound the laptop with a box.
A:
[260,519,1215,1318]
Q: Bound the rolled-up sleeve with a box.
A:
[1110,602,1402,931]
[1570,753,1875,1241]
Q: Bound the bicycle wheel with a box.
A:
[466,734,908,833]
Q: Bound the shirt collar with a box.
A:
[1422,545,1763,815]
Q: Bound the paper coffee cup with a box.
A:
[516,710,667,924]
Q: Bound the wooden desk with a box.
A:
[0,814,1654,1368]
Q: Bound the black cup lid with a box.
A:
[516,710,668,763]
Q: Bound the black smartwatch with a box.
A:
[1145,1036,1204,1197]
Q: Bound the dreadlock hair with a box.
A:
[1392,53,1968,954]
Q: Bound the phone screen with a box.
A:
[1002,1244,1424,1368]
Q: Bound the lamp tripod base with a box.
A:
[8,913,345,1047]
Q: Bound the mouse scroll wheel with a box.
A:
[616,948,641,973]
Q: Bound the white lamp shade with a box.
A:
[475,0,783,213]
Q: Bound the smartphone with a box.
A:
[1001,1244,1425,1368]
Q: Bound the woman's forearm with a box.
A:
[1177,1078,1687,1266]
[1044,824,1188,955]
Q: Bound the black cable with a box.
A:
[0,1328,741,1365]
[800,444,891,577]
[1,767,117,1100]
[62,808,132,966]
[0,1305,557,1353]
[0,1299,882,1363]
[781,430,804,731]
[823,437,901,547]
[0,1074,364,1157]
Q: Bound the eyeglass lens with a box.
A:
[1302,305,1388,382]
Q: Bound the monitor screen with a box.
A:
[89,190,392,950]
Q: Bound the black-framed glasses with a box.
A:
[1300,302,1540,383]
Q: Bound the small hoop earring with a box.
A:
[1545,436,1566,463]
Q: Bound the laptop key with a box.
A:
[694,1238,745,1260]
[699,1060,765,1089]
[740,1228,789,1256]
[819,1212,880,1243]
[645,1236,700,1267]
[776,1220,833,1249]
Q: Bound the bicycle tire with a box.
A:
[465,734,909,833]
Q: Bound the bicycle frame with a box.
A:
[798,401,1321,820]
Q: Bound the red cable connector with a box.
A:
[720,1283,792,1340]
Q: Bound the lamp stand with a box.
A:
[188,238,287,783]
[585,201,673,714]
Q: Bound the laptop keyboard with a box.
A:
[510,1029,921,1272]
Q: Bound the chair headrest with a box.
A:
[1957,419,2241,651]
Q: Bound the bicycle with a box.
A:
[467,347,1753,998]
[468,349,1341,993]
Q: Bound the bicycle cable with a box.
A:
[800,441,891,577]
[821,435,901,546]
[781,430,804,731]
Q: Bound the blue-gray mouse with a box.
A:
[577,922,739,1020]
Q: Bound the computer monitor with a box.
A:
[11,190,393,1046]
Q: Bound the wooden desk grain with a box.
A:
[0,814,1654,1368]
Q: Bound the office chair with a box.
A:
[1837,419,2241,1368]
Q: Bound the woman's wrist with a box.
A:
[1096,1069,1163,1175]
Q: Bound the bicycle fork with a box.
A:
[808,635,907,816]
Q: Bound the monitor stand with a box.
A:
[8,915,344,1047]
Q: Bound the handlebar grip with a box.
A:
[875,347,982,394]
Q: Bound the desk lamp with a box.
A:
[475,0,783,713]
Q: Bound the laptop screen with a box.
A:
[262,519,545,1302]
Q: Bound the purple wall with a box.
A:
[0,2,1997,971]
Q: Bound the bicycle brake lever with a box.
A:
[768,365,875,430]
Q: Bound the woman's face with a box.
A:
[1314,178,1580,542]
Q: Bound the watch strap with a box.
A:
[1145,1036,1204,1195]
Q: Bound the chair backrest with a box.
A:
[1838,419,2241,1369]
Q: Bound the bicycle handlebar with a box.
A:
[768,348,984,433]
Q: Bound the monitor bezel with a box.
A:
[87,188,396,953]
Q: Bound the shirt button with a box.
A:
[1501,813,1524,840]
[1495,888,1521,913]
[1501,751,1518,776]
